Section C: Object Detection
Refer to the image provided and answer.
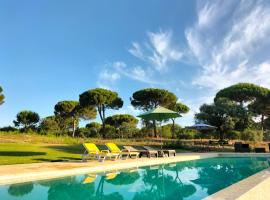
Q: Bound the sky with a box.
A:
[1,0,270,127]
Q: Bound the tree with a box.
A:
[39,116,60,135]
[85,122,102,137]
[215,83,270,131]
[169,102,189,138]
[54,101,96,137]
[105,114,138,127]
[13,111,40,131]
[86,122,102,130]
[195,98,243,140]
[79,88,123,137]
[131,88,178,137]
[0,86,4,106]
[248,93,270,131]
[105,114,138,138]
[215,83,269,105]
[54,101,79,136]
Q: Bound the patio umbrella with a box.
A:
[185,123,217,145]
[185,123,217,131]
[137,106,181,149]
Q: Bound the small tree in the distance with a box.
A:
[13,111,40,132]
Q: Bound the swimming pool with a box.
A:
[0,157,269,200]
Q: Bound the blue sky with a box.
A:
[1,0,270,127]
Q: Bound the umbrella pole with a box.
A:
[160,121,163,150]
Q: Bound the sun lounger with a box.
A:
[124,145,157,158]
[143,146,176,157]
[105,143,139,159]
[82,143,119,162]
[234,142,251,152]
[255,147,266,153]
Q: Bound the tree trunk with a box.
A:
[261,114,264,132]
[97,105,106,138]
[72,118,76,138]
[171,118,175,139]
[153,120,157,138]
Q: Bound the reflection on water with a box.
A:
[1,157,270,200]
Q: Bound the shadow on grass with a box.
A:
[33,157,81,162]
[32,158,65,162]
[0,151,46,156]
[44,144,83,154]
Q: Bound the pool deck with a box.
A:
[0,152,218,185]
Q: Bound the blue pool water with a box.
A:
[1,157,270,200]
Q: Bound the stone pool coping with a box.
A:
[0,153,218,185]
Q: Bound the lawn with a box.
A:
[0,132,189,165]
[0,143,84,165]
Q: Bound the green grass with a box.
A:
[0,143,84,165]
[0,132,190,165]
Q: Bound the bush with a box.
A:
[86,122,101,130]
[176,128,197,139]
[161,124,172,138]
[0,126,17,132]
[39,117,60,135]
[103,125,116,138]
[119,122,138,138]
[263,130,270,141]
[241,129,263,142]
[226,130,241,140]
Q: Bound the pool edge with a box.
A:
[0,153,218,185]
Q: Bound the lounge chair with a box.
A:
[105,143,139,159]
[234,142,251,152]
[143,146,176,157]
[255,147,266,153]
[82,143,119,162]
[124,145,157,158]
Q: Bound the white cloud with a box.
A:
[97,69,120,89]
[113,61,162,85]
[185,0,270,91]
[129,30,182,71]
[128,42,145,60]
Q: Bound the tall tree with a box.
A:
[215,83,269,105]
[195,98,243,140]
[13,111,40,131]
[169,102,189,138]
[215,83,270,131]
[130,88,178,137]
[54,101,96,137]
[0,86,4,106]
[79,88,123,137]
